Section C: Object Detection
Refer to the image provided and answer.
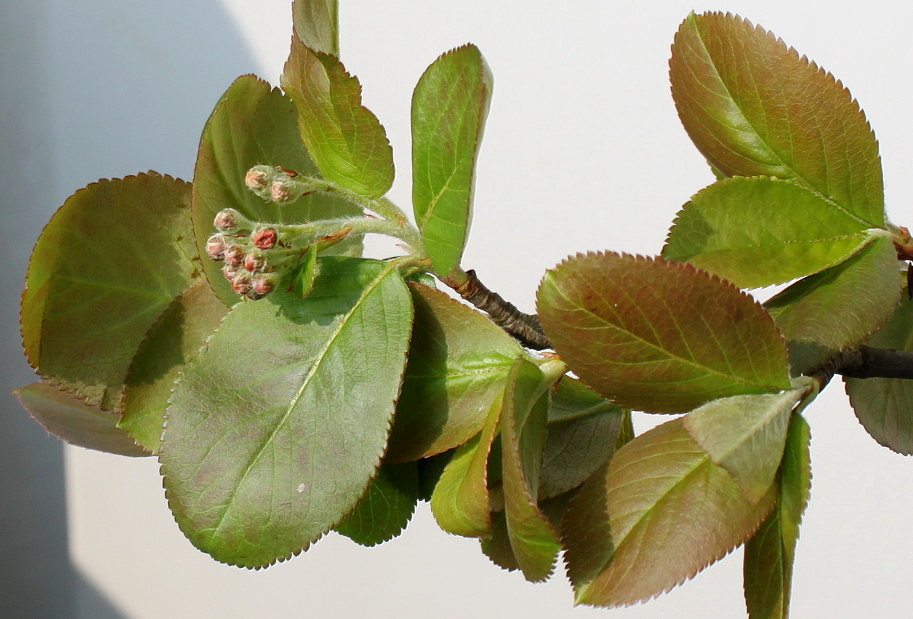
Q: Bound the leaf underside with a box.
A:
[15,382,150,457]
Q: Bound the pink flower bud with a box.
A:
[244,168,269,190]
[231,271,252,295]
[248,274,276,300]
[206,234,227,260]
[243,250,266,272]
[222,264,239,281]
[270,181,290,202]
[224,244,244,267]
[252,227,277,250]
[213,209,238,231]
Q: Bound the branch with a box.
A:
[445,269,551,350]
[810,345,913,389]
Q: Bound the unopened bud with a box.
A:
[252,227,278,250]
[248,273,277,300]
[222,264,239,281]
[243,250,266,272]
[206,234,227,260]
[213,208,241,231]
[270,180,291,202]
[244,168,269,190]
[231,271,253,295]
[224,244,245,267]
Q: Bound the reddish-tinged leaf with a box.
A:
[537,252,790,413]
[292,0,338,56]
[20,173,198,409]
[670,12,884,228]
[15,382,149,457]
[563,417,775,607]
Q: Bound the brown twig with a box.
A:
[445,269,551,350]
[810,345,913,390]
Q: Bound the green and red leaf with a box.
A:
[670,12,884,228]
[537,252,790,413]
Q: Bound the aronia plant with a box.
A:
[18,2,913,616]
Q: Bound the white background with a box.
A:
[8,1,913,617]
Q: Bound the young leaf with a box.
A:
[335,462,419,547]
[15,382,149,457]
[744,414,812,619]
[20,173,198,409]
[563,417,776,607]
[500,358,561,582]
[537,252,790,413]
[765,236,901,375]
[119,281,228,453]
[670,12,884,228]
[663,177,874,288]
[160,257,413,568]
[480,510,520,573]
[191,75,361,306]
[281,39,394,198]
[429,388,505,538]
[845,296,913,454]
[386,283,522,462]
[539,378,625,500]
[683,389,805,503]
[412,44,493,277]
[292,0,338,56]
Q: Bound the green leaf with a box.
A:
[281,40,394,198]
[429,386,505,538]
[20,173,198,409]
[416,450,453,501]
[684,389,805,503]
[539,378,625,499]
[335,462,418,546]
[663,177,874,288]
[387,283,522,461]
[500,358,561,582]
[191,75,361,306]
[563,417,776,607]
[845,296,913,454]
[412,44,493,277]
[743,413,811,619]
[537,252,790,413]
[292,0,338,56]
[765,236,901,375]
[670,12,884,228]
[119,281,228,453]
[160,257,413,567]
[15,382,149,457]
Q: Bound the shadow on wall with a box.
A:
[1,1,258,616]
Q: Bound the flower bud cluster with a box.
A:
[206,208,282,300]
[244,164,320,204]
